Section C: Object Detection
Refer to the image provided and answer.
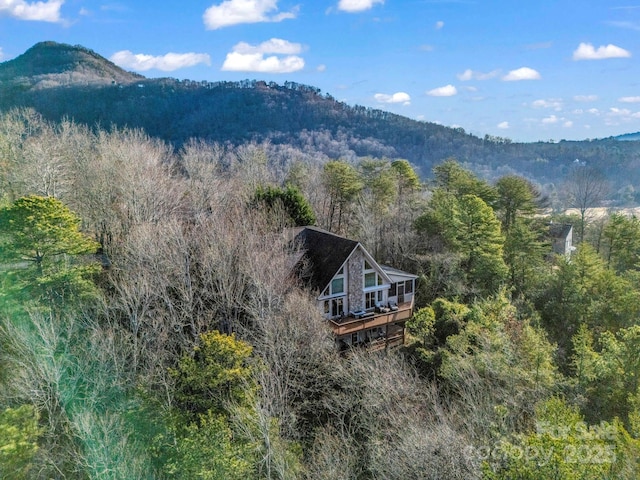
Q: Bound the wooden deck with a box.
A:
[366,326,405,351]
[329,302,413,337]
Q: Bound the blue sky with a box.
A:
[1,0,640,142]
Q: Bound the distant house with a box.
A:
[291,226,417,350]
[549,223,574,258]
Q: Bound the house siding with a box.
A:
[348,248,364,312]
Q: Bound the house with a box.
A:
[549,223,575,258]
[291,226,417,350]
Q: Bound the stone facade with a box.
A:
[347,248,364,311]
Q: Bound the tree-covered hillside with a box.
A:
[0,41,142,88]
[2,42,640,204]
[1,111,640,479]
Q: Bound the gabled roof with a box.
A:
[380,264,419,280]
[290,226,359,293]
[549,223,573,240]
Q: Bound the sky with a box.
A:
[1,0,640,143]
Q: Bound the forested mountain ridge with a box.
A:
[0,41,142,89]
[616,131,640,141]
[2,41,640,201]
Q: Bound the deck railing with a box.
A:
[329,301,413,337]
[367,332,405,351]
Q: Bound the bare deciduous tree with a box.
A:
[0,309,154,478]
[303,350,480,479]
[566,165,609,242]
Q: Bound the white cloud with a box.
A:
[536,115,572,128]
[588,108,600,115]
[110,51,212,72]
[203,0,297,30]
[457,69,500,81]
[374,92,411,105]
[605,107,640,125]
[574,95,598,102]
[572,42,631,60]
[427,84,457,97]
[420,44,435,52]
[0,0,63,22]
[435,20,444,29]
[610,107,629,115]
[457,70,472,81]
[619,96,640,103]
[222,39,305,73]
[608,107,640,118]
[232,38,304,55]
[316,64,326,72]
[531,98,563,111]
[607,21,640,31]
[222,53,304,72]
[502,67,541,81]
[497,121,510,129]
[338,0,383,13]
[0,47,3,61]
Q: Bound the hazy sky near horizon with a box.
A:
[1,0,640,142]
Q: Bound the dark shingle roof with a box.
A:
[549,223,573,239]
[291,226,359,293]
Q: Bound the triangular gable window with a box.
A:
[363,256,386,289]
[331,277,344,294]
[323,265,346,297]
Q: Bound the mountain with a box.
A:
[0,41,142,89]
[615,132,640,142]
[2,41,640,204]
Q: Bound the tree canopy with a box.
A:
[253,184,316,227]
[0,195,99,271]
[0,195,100,305]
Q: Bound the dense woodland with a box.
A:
[1,108,640,479]
[4,42,640,207]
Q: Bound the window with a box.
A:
[365,290,384,310]
[364,272,376,288]
[405,280,414,294]
[331,297,344,317]
[331,277,344,294]
[364,259,381,289]
[326,267,345,296]
[324,297,344,318]
[365,291,377,309]
[389,282,397,297]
